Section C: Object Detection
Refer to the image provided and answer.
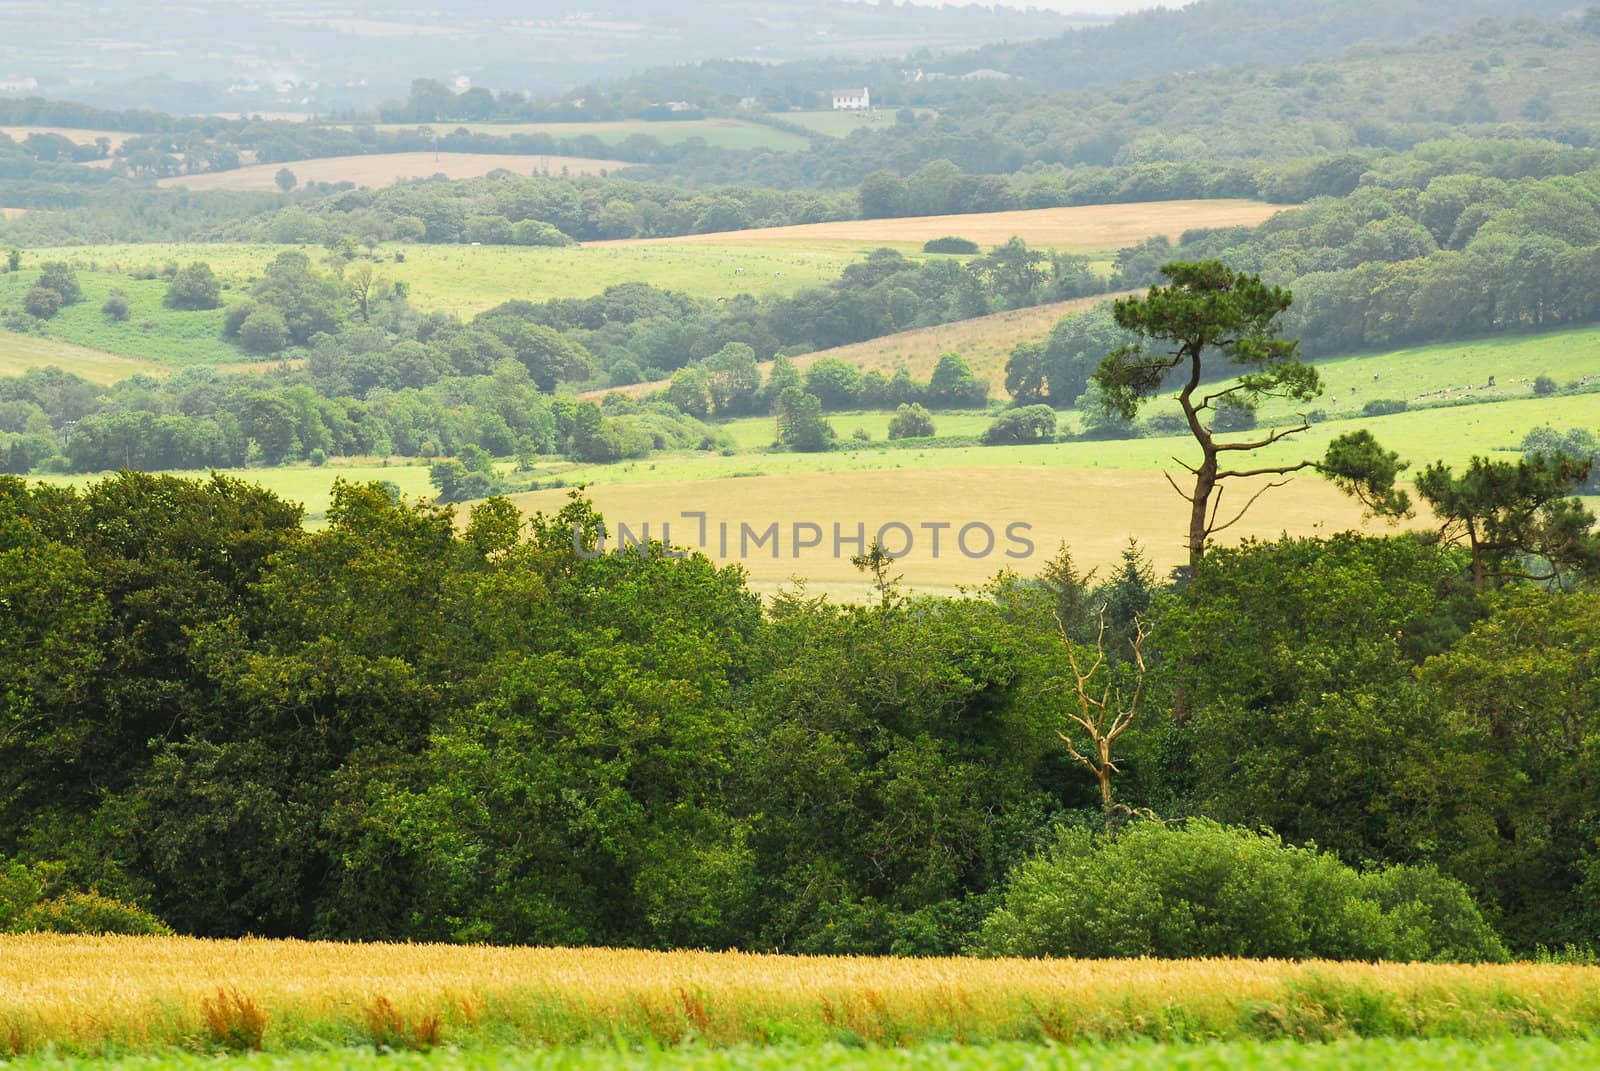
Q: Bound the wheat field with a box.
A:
[2,935,1599,1056]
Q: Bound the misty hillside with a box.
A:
[573,0,1590,109]
[0,0,1083,115]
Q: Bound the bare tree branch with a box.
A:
[1211,421,1312,453]
[1056,608,1151,824]
[1207,479,1292,537]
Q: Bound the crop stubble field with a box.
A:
[3,935,1599,1058]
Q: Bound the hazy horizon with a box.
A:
[893,0,1183,13]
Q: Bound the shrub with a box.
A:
[1211,397,1259,431]
[974,820,1507,962]
[982,405,1056,445]
[888,402,936,440]
[222,301,255,339]
[465,214,514,245]
[36,261,81,304]
[101,290,131,321]
[1533,374,1558,396]
[238,306,289,354]
[14,891,173,936]
[511,219,577,247]
[923,236,980,255]
[22,286,62,319]
[1146,411,1189,435]
[1362,398,1409,416]
[165,262,223,310]
[1,859,171,936]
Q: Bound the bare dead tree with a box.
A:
[1057,608,1150,823]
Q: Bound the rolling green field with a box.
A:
[717,409,997,449]
[4,1040,1597,1071]
[0,268,241,365]
[773,109,936,138]
[18,242,869,321]
[564,394,1600,489]
[337,119,811,152]
[1270,327,1600,422]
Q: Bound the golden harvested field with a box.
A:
[587,293,1128,402]
[0,125,130,150]
[3,934,1598,1055]
[507,466,1409,597]
[784,294,1127,388]
[603,200,1286,253]
[156,152,636,192]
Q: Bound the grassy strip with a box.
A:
[3,1039,1600,1070]
[3,938,1600,1057]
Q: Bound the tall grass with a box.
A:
[1,936,1598,1057]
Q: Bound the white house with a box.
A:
[831,87,871,111]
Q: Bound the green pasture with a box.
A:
[1264,327,1600,421]
[20,241,876,320]
[774,109,937,138]
[715,409,995,450]
[567,393,1600,488]
[0,268,241,366]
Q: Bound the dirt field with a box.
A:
[156,152,637,192]
[602,200,1286,252]
[0,207,28,219]
[506,466,1403,597]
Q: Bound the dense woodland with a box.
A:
[1,474,1596,958]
